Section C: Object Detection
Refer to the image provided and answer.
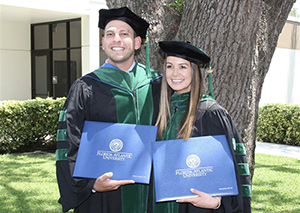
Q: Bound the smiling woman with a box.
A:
[165,56,193,94]
[154,40,252,212]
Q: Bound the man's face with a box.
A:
[102,20,141,67]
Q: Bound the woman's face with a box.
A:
[165,56,192,94]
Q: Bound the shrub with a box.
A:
[256,103,300,146]
[0,98,66,153]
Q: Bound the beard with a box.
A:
[109,51,134,64]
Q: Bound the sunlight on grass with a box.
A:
[0,154,61,212]
[0,153,299,212]
[252,154,300,213]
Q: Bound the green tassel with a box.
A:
[207,63,215,100]
[145,34,151,78]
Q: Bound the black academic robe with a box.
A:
[56,63,161,212]
[156,92,251,213]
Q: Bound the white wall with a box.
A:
[82,0,107,74]
[260,48,300,106]
[0,19,31,101]
[0,0,106,101]
[81,7,101,75]
[0,0,90,14]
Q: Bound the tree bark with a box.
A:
[104,0,296,179]
[245,0,296,177]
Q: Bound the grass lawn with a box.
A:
[252,154,300,213]
[0,153,62,212]
[0,153,299,212]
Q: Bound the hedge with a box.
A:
[0,98,66,154]
[256,103,300,146]
[0,100,299,154]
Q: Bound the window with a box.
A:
[277,20,300,50]
[31,18,82,99]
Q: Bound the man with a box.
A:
[56,7,161,212]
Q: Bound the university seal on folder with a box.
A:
[152,135,238,202]
[73,121,158,184]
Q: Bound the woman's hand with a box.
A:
[93,172,135,192]
[177,188,221,209]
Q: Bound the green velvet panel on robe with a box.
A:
[154,92,191,212]
[161,92,190,141]
[94,64,156,213]
[155,92,252,212]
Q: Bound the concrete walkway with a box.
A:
[255,141,300,159]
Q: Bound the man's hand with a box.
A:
[177,188,221,209]
[93,172,135,192]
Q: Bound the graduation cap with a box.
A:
[158,41,210,66]
[98,7,149,39]
[159,41,214,99]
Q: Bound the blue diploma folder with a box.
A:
[73,121,158,184]
[152,135,238,202]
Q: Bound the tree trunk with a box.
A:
[246,0,296,178]
[104,0,296,179]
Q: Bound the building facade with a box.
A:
[0,0,107,100]
[259,17,300,106]
[0,0,299,105]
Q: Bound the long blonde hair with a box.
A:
[156,61,205,140]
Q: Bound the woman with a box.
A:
[154,41,251,212]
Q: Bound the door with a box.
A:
[32,51,51,98]
[53,59,69,98]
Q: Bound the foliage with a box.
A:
[256,103,300,146]
[0,98,66,153]
[164,0,185,14]
[289,8,300,18]
[252,154,300,213]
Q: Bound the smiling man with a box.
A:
[102,19,141,70]
[55,7,161,213]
